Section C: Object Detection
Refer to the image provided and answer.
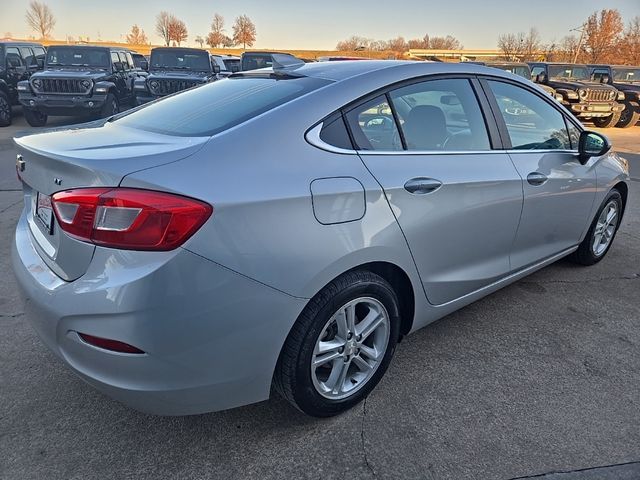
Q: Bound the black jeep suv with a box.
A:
[470,62,559,99]
[18,45,141,126]
[0,41,46,126]
[134,47,219,105]
[529,62,624,127]
[589,64,640,128]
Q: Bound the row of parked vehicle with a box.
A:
[473,61,640,128]
[0,41,301,127]
[2,40,639,129]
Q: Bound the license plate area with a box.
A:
[35,192,54,234]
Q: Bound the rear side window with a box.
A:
[6,47,23,68]
[344,95,402,151]
[487,80,572,150]
[114,76,331,137]
[389,78,491,151]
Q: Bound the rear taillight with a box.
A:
[51,188,212,251]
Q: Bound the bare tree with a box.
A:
[428,35,462,50]
[619,16,640,64]
[385,36,408,53]
[336,36,371,51]
[195,35,204,48]
[407,37,428,49]
[520,28,542,61]
[170,19,188,46]
[125,24,148,45]
[25,1,55,39]
[498,33,521,60]
[156,11,172,46]
[207,13,227,47]
[232,15,256,49]
[584,9,624,62]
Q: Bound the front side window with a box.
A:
[344,95,402,151]
[114,75,331,137]
[19,47,35,67]
[531,66,545,80]
[487,80,571,150]
[389,78,491,151]
[5,47,23,68]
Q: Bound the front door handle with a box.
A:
[404,177,443,195]
[527,172,548,186]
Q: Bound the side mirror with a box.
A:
[36,58,44,69]
[578,131,611,164]
[140,60,149,71]
[113,61,124,72]
[601,75,610,84]
[440,94,461,106]
[212,64,221,74]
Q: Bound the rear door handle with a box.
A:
[527,172,548,186]
[404,177,443,195]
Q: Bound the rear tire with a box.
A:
[0,92,12,127]
[569,189,623,266]
[23,108,47,127]
[274,270,400,417]
[616,105,640,128]
[592,113,620,128]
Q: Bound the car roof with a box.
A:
[152,47,208,53]
[0,41,43,47]
[250,60,519,82]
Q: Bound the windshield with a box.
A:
[150,50,210,71]
[612,68,640,83]
[241,54,274,71]
[549,65,590,81]
[495,65,531,79]
[46,47,109,68]
[113,75,331,137]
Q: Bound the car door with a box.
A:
[117,52,135,102]
[481,78,596,270]
[5,47,28,102]
[110,51,127,100]
[349,77,523,305]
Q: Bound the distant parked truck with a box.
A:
[134,47,220,105]
[588,64,640,128]
[18,45,142,127]
[529,62,624,128]
[0,41,46,126]
[240,52,303,71]
[469,62,559,99]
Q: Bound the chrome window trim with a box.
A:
[306,122,580,157]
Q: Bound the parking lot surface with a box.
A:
[1,109,639,480]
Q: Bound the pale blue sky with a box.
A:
[2,0,639,49]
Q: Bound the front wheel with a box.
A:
[592,113,620,128]
[0,92,12,127]
[274,271,400,417]
[23,108,48,127]
[616,105,640,128]
[570,189,623,266]
[99,93,119,119]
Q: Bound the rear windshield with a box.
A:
[223,58,240,72]
[241,54,274,71]
[150,49,210,71]
[114,75,331,137]
[46,47,110,68]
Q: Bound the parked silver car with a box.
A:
[12,61,630,417]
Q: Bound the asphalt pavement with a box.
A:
[1,108,639,480]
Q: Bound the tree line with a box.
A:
[336,34,462,52]
[498,9,639,64]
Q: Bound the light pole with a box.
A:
[570,24,586,64]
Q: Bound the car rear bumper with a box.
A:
[18,92,107,116]
[12,208,306,415]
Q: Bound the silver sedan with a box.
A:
[12,61,630,417]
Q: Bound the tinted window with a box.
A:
[487,80,571,150]
[6,47,23,68]
[47,47,109,68]
[32,46,45,65]
[19,47,35,66]
[242,54,273,71]
[566,119,581,150]
[612,68,640,82]
[124,52,134,70]
[223,59,240,72]
[531,66,545,80]
[548,65,589,81]
[114,76,331,137]
[389,79,490,151]
[591,69,610,83]
[344,95,402,151]
[150,49,210,71]
[319,114,353,150]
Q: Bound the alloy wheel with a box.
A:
[311,297,390,400]
[592,200,619,257]
[0,97,10,123]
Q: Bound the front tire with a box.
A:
[274,270,400,417]
[0,92,12,127]
[23,108,48,127]
[616,105,640,128]
[570,189,623,266]
[592,113,620,128]
[99,93,119,118]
